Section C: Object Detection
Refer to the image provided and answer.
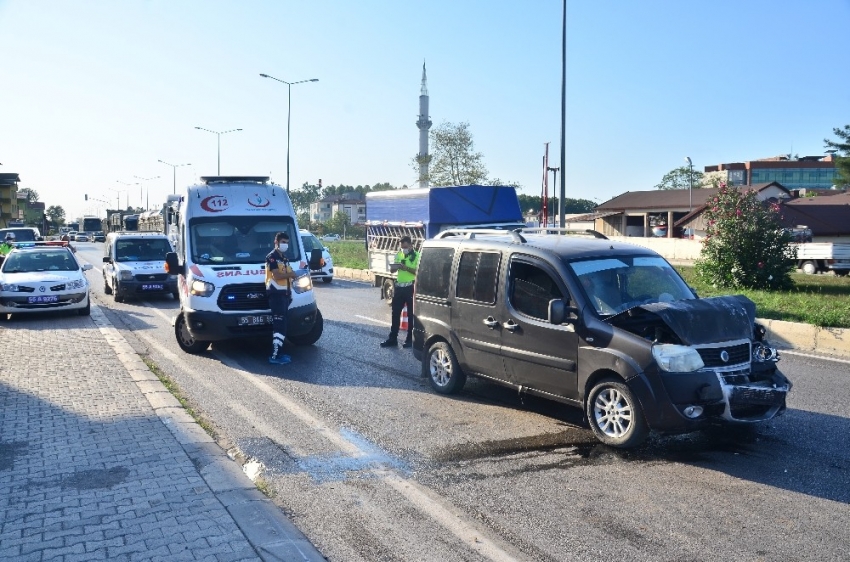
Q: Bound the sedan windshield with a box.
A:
[2,251,79,273]
[570,256,695,316]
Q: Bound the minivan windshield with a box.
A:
[569,256,695,316]
[189,217,299,265]
[115,238,174,262]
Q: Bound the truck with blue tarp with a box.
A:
[365,185,525,303]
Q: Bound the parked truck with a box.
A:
[793,243,850,275]
[365,185,525,303]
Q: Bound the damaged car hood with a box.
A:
[609,295,757,345]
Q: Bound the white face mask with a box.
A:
[278,243,289,253]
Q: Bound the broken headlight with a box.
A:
[652,344,705,372]
[752,342,779,362]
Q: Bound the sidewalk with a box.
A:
[0,305,326,561]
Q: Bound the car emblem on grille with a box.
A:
[149,275,156,280]
[247,292,263,299]
[39,286,46,292]
[720,350,730,363]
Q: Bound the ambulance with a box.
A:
[164,176,324,354]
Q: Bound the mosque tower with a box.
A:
[416,62,432,188]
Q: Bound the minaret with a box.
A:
[416,61,432,188]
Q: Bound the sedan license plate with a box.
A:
[28,295,59,304]
[239,315,272,326]
[141,284,164,291]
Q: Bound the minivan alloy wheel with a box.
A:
[586,378,648,448]
[593,387,633,438]
[425,341,466,394]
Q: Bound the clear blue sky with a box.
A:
[1,0,848,219]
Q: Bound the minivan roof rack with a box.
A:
[200,176,270,184]
[435,228,527,243]
[520,227,608,240]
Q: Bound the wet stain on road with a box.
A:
[62,466,130,490]
[0,441,28,471]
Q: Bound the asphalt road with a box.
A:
[74,242,850,561]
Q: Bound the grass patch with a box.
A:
[676,267,850,328]
[326,239,368,269]
[142,356,218,438]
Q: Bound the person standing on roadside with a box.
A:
[266,232,297,364]
[381,235,419,348]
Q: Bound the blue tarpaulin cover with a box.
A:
[366,185,522,237]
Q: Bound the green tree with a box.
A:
[290,182,322,214]
[695,184,795,290]
[326,210,351,237]
[517,194,596,216]
[824,124,850,187]
[46,205,65,227]
[420,121,489,186]
[18,188,40,203]
[655,166,704,190]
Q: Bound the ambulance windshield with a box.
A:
[190,217,298,265]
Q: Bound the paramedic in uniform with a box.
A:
[265,232,296,364]
[380,235,419,348]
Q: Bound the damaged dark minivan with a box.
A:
[411,229,791,448]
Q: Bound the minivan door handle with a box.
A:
[482,316,500,329]
[504,320,520,332]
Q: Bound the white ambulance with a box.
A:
[165,176,324,353]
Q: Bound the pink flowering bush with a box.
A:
[695,184,796,290]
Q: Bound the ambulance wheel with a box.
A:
[289,310,324,346]
[175,313,210,354]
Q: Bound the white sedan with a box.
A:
[0,245,92,320]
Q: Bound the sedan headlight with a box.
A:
[0,283,19,292]
[190,279,215,297]
[119,270,134,281]
[292,272,313,294]
[652,344,705,372]
[66,279,86,290]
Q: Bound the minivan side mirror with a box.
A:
[165,251,183,275]
[548,298,578,325]
[308,248,323,270]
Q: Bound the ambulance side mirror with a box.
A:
[165,252,183,275]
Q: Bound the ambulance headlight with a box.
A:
[292,273,313,294]
[190,279,215,297]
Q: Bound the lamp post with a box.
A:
[259,73,319,193]
[115,181,138,210]
[685,156,694,212]
[158,160,191,194]
[133,175,160,210]
[194,127,242,175]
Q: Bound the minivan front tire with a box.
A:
[425,342,466,394]
[586,378,648,448]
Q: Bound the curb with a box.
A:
[90,304,327,562]
[331,268,850,360]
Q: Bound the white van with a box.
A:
[103,232,178,302]
[165,176,324,353]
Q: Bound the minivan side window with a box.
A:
[509,260,564,320]
[455,251,500,304]
[416,247,455,300]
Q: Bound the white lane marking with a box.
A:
[142,301,175,324]
[780,349,850,365]
[355,314,390,326]
[214,351,524,561]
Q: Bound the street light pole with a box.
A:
[194,127,242,175]
[158,160,191,194]
[685,157,693,212]
[260,73,319,193]
[133,175,160,210]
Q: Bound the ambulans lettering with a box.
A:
[216,269,264,277]
[201,195,229,213]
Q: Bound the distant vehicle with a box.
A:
[102,232,178,302]
[301,230,334,283]
[0,227,42,242]
[75,233,90,242]
[92,231,106,242]
[365,185,525,305]
[77,216,103,235]
[68,231,78,241]
[321,233,341,242]
[0,244,92,320]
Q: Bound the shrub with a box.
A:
[695,184,796,290]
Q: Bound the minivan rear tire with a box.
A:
[586,378,648,448]
[425,342,466,394]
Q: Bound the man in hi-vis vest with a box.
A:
[265,232,297,364]
[381,235,419,348]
